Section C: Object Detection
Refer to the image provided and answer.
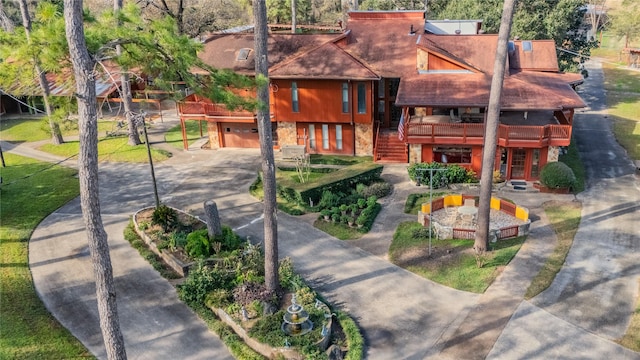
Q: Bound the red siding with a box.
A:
[428,53,467,71]
[271,79,372,124]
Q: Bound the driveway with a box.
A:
[487,61,640,359]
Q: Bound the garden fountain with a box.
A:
[282,294,313,336]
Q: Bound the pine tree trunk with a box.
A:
[18,0,63,145]
[64,1,127,359]
[253,0,279,293]
[474,0,516,260]
[291,0,297,33]
[203,200,222,238]
[113,0,141,145]
[0,2,14,33]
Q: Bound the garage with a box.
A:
[221,122,260,148]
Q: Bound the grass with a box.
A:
[313,219,365,240]
[308,154,372,165]
[0,117,114,142]
[524,201,581,299]
[617,280,640,352]
[164,120,206,149]
[389,221,525,293]
[403,192,449,214]
[0,153,91,359]
[39,136,173,163]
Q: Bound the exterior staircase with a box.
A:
[375,130,408,163]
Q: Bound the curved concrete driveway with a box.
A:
[22,128,479,358]
[488,61,640,359]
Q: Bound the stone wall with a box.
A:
[207,122,220,149]
[409,144,422,163]
[355,123,373,156]
[277,121,297,147]
[547,145,559,162]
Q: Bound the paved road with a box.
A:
[487,61,640,359]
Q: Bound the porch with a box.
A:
[404,111,572,147]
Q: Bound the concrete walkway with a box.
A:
[7,60,640,359]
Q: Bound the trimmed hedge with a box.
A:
[275,163,383,206]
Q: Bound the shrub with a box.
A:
[411,227,432,239]
[185,229,211,258]
[205,289,232,308]
[540,161,576,189]
[357,198,367,209]
[178,262,232,305]
[213,226,244,252]
[357,181,393,198]
[407,162,477,188]
[318,190,341,209]
[152,204,178,232]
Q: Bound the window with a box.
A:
[336,125,343,150]
[308,124,316,149]
[508,41,515,52]
[342,82,349,113]
[357,83,366,114]
[522,41,532,52]
[433,146,472,164]
[531,149,540,178]
[322,124,329,149]
[291,82,299,112]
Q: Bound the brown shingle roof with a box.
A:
[395,71,585,110]
[269,42,378,80]
[341,16,426,77]
[509,40,559,71]
[419,35,499,73]
[197,33,342,75]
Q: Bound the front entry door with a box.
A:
[510,149,527,179]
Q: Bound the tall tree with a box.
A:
[608,0,640,49]
[17,0,64,145]
[586,0,607,40]
[253,0,279,293]
[114,0,141,145]
[64,0,127,358]
[474,0,516,261]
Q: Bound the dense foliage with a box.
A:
[539,161,576,189]
[407,162,477,189]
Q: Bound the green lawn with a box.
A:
[0,117,113,142]
[39,137,173,163]
[164,120,206,149]
[389,221,525,293]
[0,153,92,359]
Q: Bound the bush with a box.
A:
[213,226,244,252]
[318,190,342,209]
[185,230,211,258]
[178,262,233,305]
[407,162,477,188]
[357,181,393,198]
[540,161,576,189]
[152,204,178,232]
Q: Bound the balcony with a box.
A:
[404,114,572,147]
[178,101,275,122]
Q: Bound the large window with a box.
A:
[336,125,343,150]
[342,82,349,113]
[308,124,316,149]
[322,124,329,149]
[433,146,472,164]
[357,83,366,114]
[291,82,299,112]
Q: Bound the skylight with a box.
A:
[522,41,532,52]
[237,48,251,61]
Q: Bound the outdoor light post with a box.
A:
[416,167,448,256]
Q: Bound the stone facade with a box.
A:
[207,122,220,149]
[355,123,373,156]
[276,121,297,147]
[409,144,422,163]
[547,145,559,162]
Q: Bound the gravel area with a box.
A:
[429,207,527,230]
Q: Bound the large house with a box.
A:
[177,10,586,181]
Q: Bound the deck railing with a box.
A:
[406,122,571,146]
[178,101,275,119]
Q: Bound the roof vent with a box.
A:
[454,29,461,35]
[409,24,416,35]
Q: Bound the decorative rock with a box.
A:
[203,200,222,238]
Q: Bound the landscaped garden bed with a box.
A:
[130,204,363,359]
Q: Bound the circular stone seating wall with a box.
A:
[418,194,531,241]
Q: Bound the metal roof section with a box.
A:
[424,19,483,35]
